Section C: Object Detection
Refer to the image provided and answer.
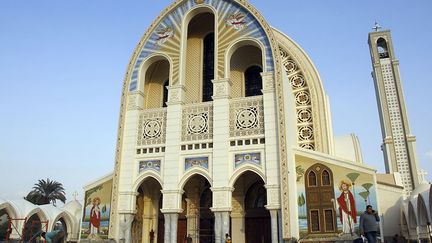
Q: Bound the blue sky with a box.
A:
[0,0,431,202]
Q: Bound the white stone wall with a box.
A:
[377,182,403,239]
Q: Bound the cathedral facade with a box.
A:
[1,1,431,243]
[78,0,398,242]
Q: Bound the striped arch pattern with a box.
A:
[128,0,274,91]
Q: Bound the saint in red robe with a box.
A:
[90,205,101,228]
[337,190,357,224]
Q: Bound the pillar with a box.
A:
[269,209,278,243]
[221,211,231,240]
[164,213,171,243]
[214,212,222,243]
[119,213,135,243]
[170,213,179,243]
[278,210,283,243]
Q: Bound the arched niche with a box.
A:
[138,55,171,109]
[183,8,216,103]
[227,40,264,98]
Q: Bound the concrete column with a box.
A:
[261,72,279,186]
[213,210,231,243]
[163,85,184,192]
[269,209,278,243]
[221,211,231,240]
[212,77,231,188]
[214,212,222,243]
[170,214,179,243]
[164,213,171,243]
[278,210,283,243]
[119,213,135,243]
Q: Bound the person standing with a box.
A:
[359,205,380,243]
[225,233,232,243]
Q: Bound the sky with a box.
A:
[0,0,431,204]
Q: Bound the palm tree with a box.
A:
[24,179,66,206]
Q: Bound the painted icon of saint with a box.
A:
[337,180,357,234]
[89,197,101,236]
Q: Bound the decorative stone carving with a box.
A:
[167,85,185,105]
[295,91,311,106]
[211,188,233,210]
[212,78,232,99]
[127,92,144,111]
[182,102,213,141]
[137,108,167,146]
[230,96,264,137]
[265,185,280,208]
[298,126,314,141]
[280,48,316,151]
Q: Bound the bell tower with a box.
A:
[368,24,420,193]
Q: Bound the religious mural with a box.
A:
[296,161,377,237]
[81,179,113,240]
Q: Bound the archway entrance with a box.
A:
[23,214,44,242]
[232,171,271,243]
[0,209,9,241]
[183,175,214,243]
[54,219,67,242]
[132,177,163,243]
[305,163,337,234]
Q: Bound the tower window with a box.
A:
[377,38,389,58]
[244,65,263,97]
[202,32,215,102]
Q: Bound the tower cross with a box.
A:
[72,191,78,201]
[372,22,382,32]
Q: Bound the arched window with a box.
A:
[162,80,169,107]
[245,65,263,97]
[322,170,331,186]
[185,12,215,103]
[141,59,170,109]
[308,171,317,187]
[202,32,214,102]
[377,38,389,58]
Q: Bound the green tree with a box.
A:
[24,178,66,206]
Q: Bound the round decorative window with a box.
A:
[188,114,207,134]
[236,108,258,129]
[144,120,162,138]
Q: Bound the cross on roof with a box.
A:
[72,191,78,201]
[372,22,382,32]
[419,169,428,183]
